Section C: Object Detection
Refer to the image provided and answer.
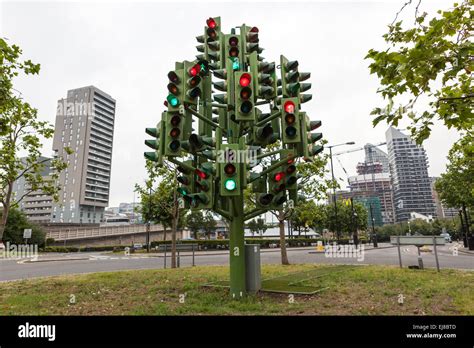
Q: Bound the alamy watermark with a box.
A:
[0,242,38,260]
[324,242,365,262]
[216,148,258,167]
[56,100,95,118]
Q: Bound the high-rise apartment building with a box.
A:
[51,86,116,223]
[386,127,436,222]
[430,177,458,219]
[12,157,54,223]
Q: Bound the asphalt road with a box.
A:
[0,242,472,282]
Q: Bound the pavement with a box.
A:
[0,242,472,282]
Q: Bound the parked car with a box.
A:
[440,233,452,243]
[133,243,143,250]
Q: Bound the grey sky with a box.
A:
[1,0,460,207]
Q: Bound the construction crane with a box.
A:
[333,142,386,156]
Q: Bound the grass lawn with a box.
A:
[0,264,472,315]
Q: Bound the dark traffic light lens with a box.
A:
[240,87,252,100]
[191,197,199,208]
[206,28,217,40]
[229,47,239,57]
[275,194,287,205]
[168,71,180,83]
[224,163,236,176]
[229,36,238,46]
[188,87,201,99]
[285,126,297,137]
[169,140,180,151]
[285,113,296,124]
[241,101,253,114]
[258,193,273,206]
[286,165,296,174]
[188,76,201,87]
[170,128,180,138]
[171,115,181,126]
[167,83,179,95]
[177,176,189,185]
[287,176,297,185]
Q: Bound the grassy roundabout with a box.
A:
[0,264,472,315]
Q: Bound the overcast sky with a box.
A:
[1,0,460,207]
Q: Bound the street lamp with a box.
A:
[328,141,355,242]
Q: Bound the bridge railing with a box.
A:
[46,224,164,241]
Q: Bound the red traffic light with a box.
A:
[239,73,251,87]
[274,172,284,182]
[188,64,201,77]
[284,100,295,113]
[195,168,208,179]
[206,17,217,29]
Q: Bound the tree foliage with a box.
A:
[246,218,268,236]
[366,0,473,143]
[0,38,69,242]
[135,161,185,229]
[435,134,474,209]
[1,208,45,246]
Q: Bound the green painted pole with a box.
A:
[229,195,246,298]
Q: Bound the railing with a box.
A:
[46,224,165,241]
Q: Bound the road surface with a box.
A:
[0,242,472,282]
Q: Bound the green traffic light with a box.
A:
[177,187,189,196]
[224,178,236,191]
[232,58,240,70]
[167,94,179,107]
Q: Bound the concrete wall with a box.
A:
[52,230,184,247]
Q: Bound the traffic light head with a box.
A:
[163,112,184,157]
[184,61,203,103]
[144,121,164,165]
[219,144,241,196]
[281,98,301,144]
[235,72,255,121]
[281,149,297,190]
[300,112,324,161]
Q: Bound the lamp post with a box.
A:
[328,141,355,242]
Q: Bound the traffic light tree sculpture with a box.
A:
[144,17,324,298]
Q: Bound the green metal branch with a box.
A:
[255,110,281,127]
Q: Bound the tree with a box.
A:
[366,0,473,143]
[323,201,368,238]
[246,218,268,237]
[1,208,45,246]
[202,211,217,239]
[185,210,205,239]
[435,134,473,242]
[1,39,69,243]
[135,161,185,267]
[244,141,331,265]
